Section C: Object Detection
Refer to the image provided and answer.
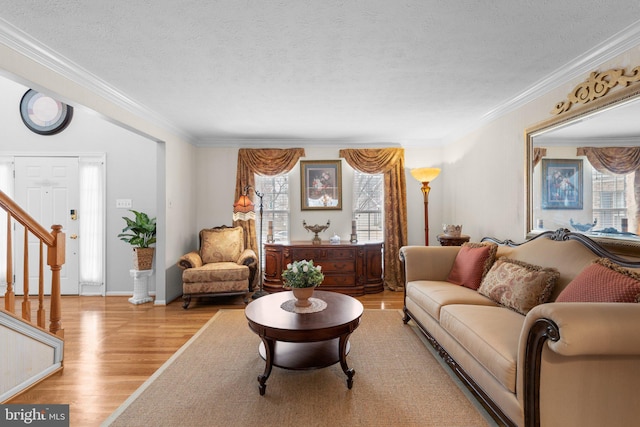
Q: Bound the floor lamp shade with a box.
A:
[410,168,441,246]
[233,194,256,221]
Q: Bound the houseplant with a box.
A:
[281,259,324,307]
[118,210,157,270]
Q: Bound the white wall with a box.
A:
[3,37,639,304]
[0,42,198,305]
[194,145,445,246]
[443,45,640,243]
[0,77,158,295]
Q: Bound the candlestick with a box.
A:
[266,220,274,243]
[351,219,358,243]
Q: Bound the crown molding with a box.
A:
[193,136,406,148]
[536,135,640,147]
[0,17,193,143]
[444,18,640,144]
[2,15,639,148]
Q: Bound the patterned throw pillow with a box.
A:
[447,242,498,290]
[478,258,559,315]
[556,258,640,303]
[199,227,244,264]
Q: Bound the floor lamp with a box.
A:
[233,185,267,299]
[410,167,441,246]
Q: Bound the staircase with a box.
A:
[0,189,65,402]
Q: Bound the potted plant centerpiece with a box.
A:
[281,259,324,307]
[118,210,157,270]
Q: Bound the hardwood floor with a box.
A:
[5,290,404,426]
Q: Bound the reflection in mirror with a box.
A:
[526,76,640,250]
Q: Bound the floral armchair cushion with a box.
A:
[199,226,244,264]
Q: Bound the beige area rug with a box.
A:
[103,309,495,427]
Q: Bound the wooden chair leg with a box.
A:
[182,294,192,309]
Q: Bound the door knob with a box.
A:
[70,234,78,239]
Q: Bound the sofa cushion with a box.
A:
[200,226,244,264]
[182,262,249,283]
[440,304,523,393]
[183,279,248,295]
[478,258,559,315]
[556,258,640,303]
[447,242,498,290]
[406,280,498,321]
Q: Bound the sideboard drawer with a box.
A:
[321,274,356,286]
[315,260,355,273]
[291,247,355,261]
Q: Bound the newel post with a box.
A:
[47,225,65,337]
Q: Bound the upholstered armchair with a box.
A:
[177,225,258,309]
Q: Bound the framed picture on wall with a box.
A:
[541,159,583,210]
[300,160,342,210]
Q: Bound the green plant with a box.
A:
[281,259,324,288]
[118,210,157,248]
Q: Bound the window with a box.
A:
[79,157,105,286]
[591,167,627,230]
[352,171,384,242]
[255,174,290,264]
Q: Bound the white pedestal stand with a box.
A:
[129,269,153,305]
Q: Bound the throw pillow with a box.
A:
[447,242,498,290]
[199,226,244,264]
[478,258,559,315]
[556,258,640,303]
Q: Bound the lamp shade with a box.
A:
[410,167,441,183]
[233,194,256,221]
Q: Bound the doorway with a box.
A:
[12,155,105,295]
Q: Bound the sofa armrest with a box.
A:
[399,246,461,282]
[517,302,640,426]
[237,248,258,268]
[177,251,202,270]
[523,302,640,356]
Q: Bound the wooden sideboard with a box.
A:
[263,241,384,296]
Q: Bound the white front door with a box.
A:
[14,157,79,295]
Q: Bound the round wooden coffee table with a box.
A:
[245,290,364,395]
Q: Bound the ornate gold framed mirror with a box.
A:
[525,66,640,255]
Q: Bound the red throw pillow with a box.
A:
[556,258,640,303]
[447,242,497,290]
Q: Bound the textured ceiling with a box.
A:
[1,1,640,146]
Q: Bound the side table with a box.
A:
[437,234,470,246]
[129,269,153,304]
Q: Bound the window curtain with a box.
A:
[339,148,408,291]
[235,148,306,287]
[533,148,547,168]
[577,147,640,234]
[78,157,105,288]
[0,157,14,286]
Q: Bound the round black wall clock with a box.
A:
[20,89,73,135]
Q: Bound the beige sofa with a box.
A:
[400,229,640,427]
